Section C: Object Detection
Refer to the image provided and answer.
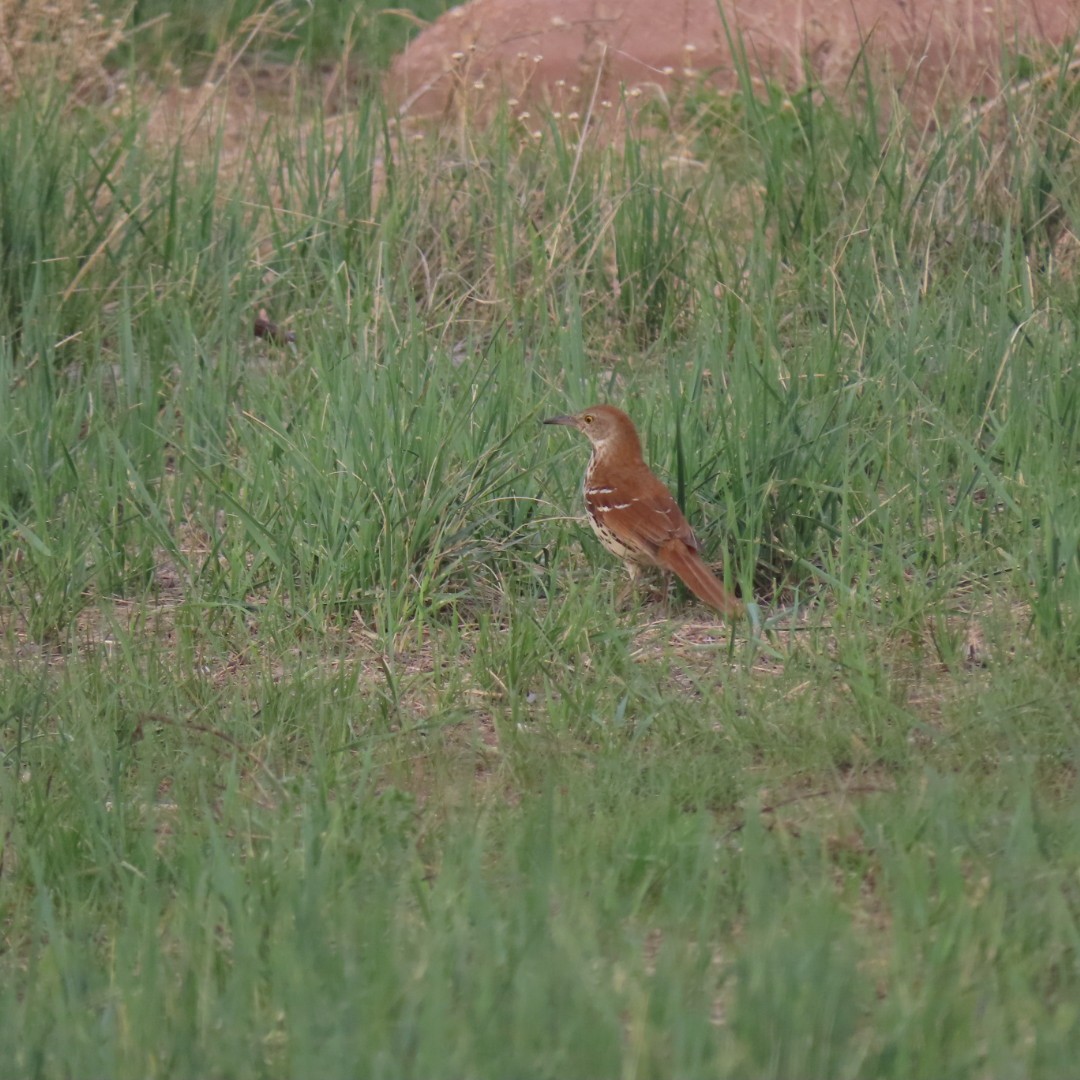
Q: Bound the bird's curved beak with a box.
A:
[542,414,577,427]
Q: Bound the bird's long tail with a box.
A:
[656,540,743,620]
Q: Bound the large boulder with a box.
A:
[388,0,1078,119]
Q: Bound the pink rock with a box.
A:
[388,0,1079,119]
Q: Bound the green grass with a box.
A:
[2,9,1080,1077]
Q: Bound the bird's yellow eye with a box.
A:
[583,414,593,424]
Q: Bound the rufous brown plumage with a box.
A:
[544,404,743,619]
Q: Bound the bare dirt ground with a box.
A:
[387,0,1079,121]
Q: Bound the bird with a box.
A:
[543,404,744,619]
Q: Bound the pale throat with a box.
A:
[586,435,614,464]
[585,431,641,472]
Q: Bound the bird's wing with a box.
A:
[586,472,698,558]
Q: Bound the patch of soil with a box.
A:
[141,66,297,175]
[387,0,1079,120]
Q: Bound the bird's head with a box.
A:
[542,404,642,459]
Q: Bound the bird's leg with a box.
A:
[659,571,676,616]
[616,561,642,609]
[617,562,673,611]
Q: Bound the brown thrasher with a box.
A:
[544,404,743,619]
